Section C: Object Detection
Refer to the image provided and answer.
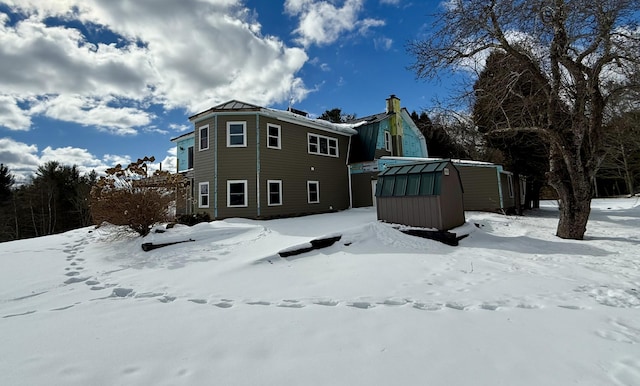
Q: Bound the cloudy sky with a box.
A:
[0,0,447,184]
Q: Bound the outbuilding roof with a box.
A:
[376,160,460,197]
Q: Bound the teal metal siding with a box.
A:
[402,119,425,157]
[176,137,195,172]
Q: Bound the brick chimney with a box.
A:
[386,94,403,156]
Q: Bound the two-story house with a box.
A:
[171,95,430,219]
[172,100,365,219]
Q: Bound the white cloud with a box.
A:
[285,0,385,47]
[380,0,401,4]
[0,137,132,184]
[0,0,310,132]
[0,95,31,130]
[169,123,192,133]
[29,95,151,135]
[374,36,393,51]
[0,137,40,184]
[40,145,105,175]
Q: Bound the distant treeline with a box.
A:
[0,162,96,242]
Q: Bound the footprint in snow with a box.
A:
[111,288,134,298]
[188,299,207,305]
[277,299,305,308]
[64,276,90,284]
[246,300,271,306]
[213,300,234,308]
[348,301,374,309]
[313,299,340,307]
[445,302,470,311]
[379,298,411,306]
[413,302,442,311]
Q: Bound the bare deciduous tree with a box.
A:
[408,0,640,239]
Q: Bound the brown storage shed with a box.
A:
[375,160,465,231]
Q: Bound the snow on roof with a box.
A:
[188,100,366,136]
[381,156,497,167]
[261,107,364,136]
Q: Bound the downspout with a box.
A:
[346,136,353,208]
[214,115,218,219]
[256,114,261,218]
[348,165,353,209]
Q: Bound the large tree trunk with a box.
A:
[555,189,591,240]
[547,143,594,240]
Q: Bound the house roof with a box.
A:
[346,112,391,125]
[170,131,195,142]
[189,99,363,136]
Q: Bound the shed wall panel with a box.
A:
[457,165,502,211]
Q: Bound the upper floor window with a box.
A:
[384,131,392,152]
[187,146,194,169]
[308,133,338,157]
[227,122,247,147]
[267,124,281,149]
[199,125,209,151]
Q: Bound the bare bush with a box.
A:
[90,156,185,237]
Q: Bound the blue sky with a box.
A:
[0,0,454,184]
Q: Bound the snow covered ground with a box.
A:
[1,198,639,386]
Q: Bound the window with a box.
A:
[267,180,282,206]
[308,133,338,157]
[199,182,209,208]
[393,175,408,196]
[199,125,209,151]
[187,146,194,169]
[419,174,435,195]
[406,174,420,195]
[384,131,392,152]
[267,124,281,149]
[380,177,395,197]
[227,180,248,207]
[227,122,247,147]
[307,181,319,203]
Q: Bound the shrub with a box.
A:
[177,212,211,226]
[90,157,185,237]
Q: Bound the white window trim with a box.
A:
[267,180,283,206]
[307,133,339,158]
[199,125,209,151]
[267,123,281,149]
[384,131,392,152]
[198,182,209,208]
[227,121,247,148]
[227,180,248,207]
[307,181,320,204]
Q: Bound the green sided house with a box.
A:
[172,100,362,220]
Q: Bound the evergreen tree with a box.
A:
[473,50,551,210]
[0,164,14,203]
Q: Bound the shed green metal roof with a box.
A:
[376,161,453,198]
[378,160,450,176]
